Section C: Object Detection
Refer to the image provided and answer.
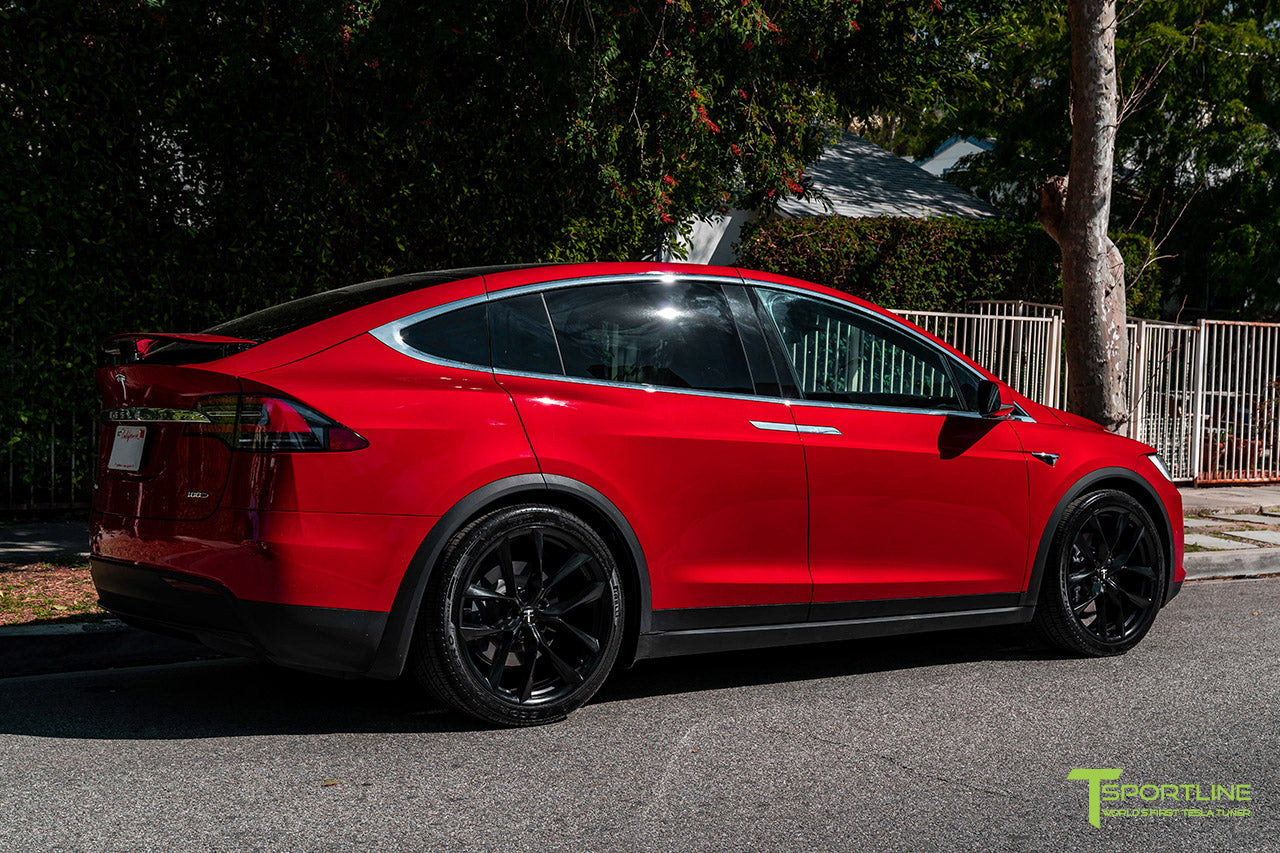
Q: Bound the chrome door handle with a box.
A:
[750,420,796,433]
[796,424,842,435]
[750,420,842,436]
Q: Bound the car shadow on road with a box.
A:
[597,623,1064,704]
[0,624,1067,740]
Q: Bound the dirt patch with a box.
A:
[0,562,106,626]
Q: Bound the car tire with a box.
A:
[410,504,625,726]
[1033,489,1167,656]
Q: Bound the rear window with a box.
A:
[204,265,537,343]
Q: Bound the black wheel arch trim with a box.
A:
[367,473,652,679]
[1020,466,1176,611]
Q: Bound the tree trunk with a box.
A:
[1038,0,1128,431]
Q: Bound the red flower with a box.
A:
[696,106,721,133]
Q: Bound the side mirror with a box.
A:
[977,379,1016,419]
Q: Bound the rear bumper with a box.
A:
[91,508,435,612]
[91,557,388,677]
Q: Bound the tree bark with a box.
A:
[1038,0,1128,431]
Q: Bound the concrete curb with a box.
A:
[1183,546,1280,581]
[0,618,128,637]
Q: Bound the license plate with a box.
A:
[107,425,147,472]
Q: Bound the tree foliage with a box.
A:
[902,0,1280,317]
[0,0,1014,502]
[739,215,1162,315]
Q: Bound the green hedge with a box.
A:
[737,216,1164,317]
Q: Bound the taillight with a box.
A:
[189,395,368,452]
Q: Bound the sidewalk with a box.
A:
[1179,484,1280,514]
[0,522,89,562]
[1178,485,1280,580]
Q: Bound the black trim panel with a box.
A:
[652,593,1023,633]
[651,603,809,632]
[90,557,387,676]
[636,606,1034,659]
[809,592,1022,622]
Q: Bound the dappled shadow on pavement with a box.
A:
[0,623,1066,741]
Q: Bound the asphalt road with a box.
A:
[0,578,1275,852]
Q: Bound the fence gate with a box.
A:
[1195,320,1280,483]
[1124,320,1200,481]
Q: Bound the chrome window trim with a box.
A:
[369,292,491,370]
[367,271,1036,423]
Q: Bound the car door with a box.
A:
[749,284,1031,609]
[490,275,812,617]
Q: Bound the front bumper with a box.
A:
[90,558,388,677]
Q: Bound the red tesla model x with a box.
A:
[91,262,1184,725]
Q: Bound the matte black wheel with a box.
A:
[411,505,625,726]
[1034,489,1166,656]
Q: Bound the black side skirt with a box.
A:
[636,595,1033,660]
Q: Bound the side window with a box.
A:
[399,302,489,366]
[756,289,961,410]
[542,280,755,394]
[490,292,564,375]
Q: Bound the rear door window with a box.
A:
[541,280,755,395]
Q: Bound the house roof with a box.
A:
[915,135,996,177]
[779,133,999,220]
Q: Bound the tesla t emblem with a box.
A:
[115,373,127,400]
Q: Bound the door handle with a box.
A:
[750,420,796,433]
[796,424,842,435]
[750,420,842,436]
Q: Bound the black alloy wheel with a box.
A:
[1034,489,1167,656]
[413,504,625,726]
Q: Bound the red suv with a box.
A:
[91,263,1184,725]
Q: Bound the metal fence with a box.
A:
[898,309,1065,410]
[3,416,94,512]
[899,304,1280,484]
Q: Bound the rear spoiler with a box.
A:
[101,333,257,365]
